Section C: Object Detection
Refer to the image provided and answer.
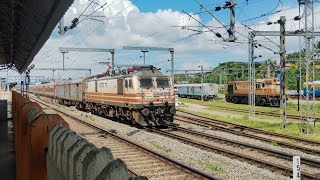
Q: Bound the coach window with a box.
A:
[125,80,128,88]
[262,83,265,88]
[128,79,133,88]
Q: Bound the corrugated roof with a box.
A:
[0,0,74,73]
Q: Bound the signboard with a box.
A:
[293,156,301,180]
[175,95,179,107]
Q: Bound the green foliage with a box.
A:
[205,163,222,173]
[271,141,279,146]
[174,42,320,88]
[177,98,320,141]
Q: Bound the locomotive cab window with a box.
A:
[128,79,133,88]
[256,83,262,89]
[124,80,128,88]
[156,78,169,88]
[140,78,153,89]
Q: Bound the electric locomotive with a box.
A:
[29,66,176,127]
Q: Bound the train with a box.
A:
[28,66,176,127]
[303,81,320,97]
[225,78,281,106]
[174,83,219,100]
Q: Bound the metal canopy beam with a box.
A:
[59,47,115,71]
[34,68,91,71]
[252,31,320,37]
[123,46,174,52]
[59,47,114,53]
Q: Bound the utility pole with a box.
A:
[141,50,149,65]
[279,16,287,129]
[170,49,174,85]
[298,0,316,133]
[227,0,236,42]
[248,31,255,114]
[185,71,189,83]
[111,49,115,72]
[61,50,68,71]
[58,17,66,35]
[266,59,271,78]
[199,65,204,101]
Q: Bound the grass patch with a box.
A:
[205,162,222,173]
[177,107,320,142]
[271,141,279,146]
[179,98,320,118]
[149,142,172,153]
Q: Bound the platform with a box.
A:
[0,99,15,180]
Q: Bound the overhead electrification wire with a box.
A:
[35,0,120,62]
[240,22,281,48]
[182,10,225,41]
[71,0,139,47]
[193,0,229,33]
[241,0,284,22]
[78,0,95,18]
[75,2,108,25]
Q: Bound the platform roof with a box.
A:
[0,0,74,73]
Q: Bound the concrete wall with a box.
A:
[47,125,140,180]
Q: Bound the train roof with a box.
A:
[303,81,320,85]
[90,68,168,81]
[55,77,89,85]
[228,78,279,84]
[174,83,217,87]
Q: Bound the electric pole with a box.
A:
[298,0,316,133]
[227,0,236,42]
[199,65,204,101]
[141,50,149,65]
[61,51,68,71]
[248,31,256,114]
[279,16,287,129]
[266,59,271,78]
[170,49,174,85]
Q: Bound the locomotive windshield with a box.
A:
[156,78,169,88]
[140,78,153,89]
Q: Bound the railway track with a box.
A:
[176,111,320,155]
[31,97,217,180]
[211,105,319,122]
[146,126,320,179]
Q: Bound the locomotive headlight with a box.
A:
[170,107,176,115]
[141,108,150,116]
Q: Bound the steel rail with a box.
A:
[177,111,320,146]
[146,127,320,180]
[175,114,320,156]
[31,97,218,180]
[174,126,320,168]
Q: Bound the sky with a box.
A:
[2,0,320,82]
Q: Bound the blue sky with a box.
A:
[136,0,297,25]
